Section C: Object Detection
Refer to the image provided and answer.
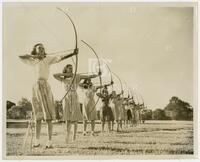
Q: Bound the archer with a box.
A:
[19,43,78,148]
[79,76,104,136]
[110,90,124,132]
[96,83,114,133]
[53,65,100,143]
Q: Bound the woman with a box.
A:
[19,43,77,148]
[126,101,133,126]
[110,91,123,131]
[117,95,126,131]
[79,77,102,136]
[53,64,100,143]
[110,91,116,131]
[96,84,113,133]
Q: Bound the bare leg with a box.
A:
[126,120,128,127]
[35,120,42,140]
[101,121,105,132]
[46,120,53,141]
[108,121,111,133]
[66,121,71,143]
[116,120,119,132]
[45,120,53,148]
[91,120,95,133]
[73,122,78,141]
[83,120,87,135]
[34,120,42,147]
[120,120,123,131]
[111,121,114,131]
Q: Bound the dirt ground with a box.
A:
[6,120,193,156]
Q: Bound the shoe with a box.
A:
[33,139,40,147]
[45,140,53,149]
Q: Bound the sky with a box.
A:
[3,3,195,109]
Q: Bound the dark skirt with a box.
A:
[127,109,132,120]
[100,105,114,122]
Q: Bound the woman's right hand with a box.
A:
[98,71,102,76]
[73,48,79,55]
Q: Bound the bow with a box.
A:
[128,86,135,103]
[139,94,144,106]
[135,93,140,105]
[81,40,102,114]
[104,62,114,91]
[130,88,139,106]
[112,72,123,97]
[124,81,131,99]
[139,94,146,110]
[57,8,78,102]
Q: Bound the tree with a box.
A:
[18,97,32,111]
[152,109,168,120]
[55,100,63,121]
[7,106,27,119]
[7,98,33,119]
[6,100,16,110]
[164,96,193,120]
[142,109,153,120]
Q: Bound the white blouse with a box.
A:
[20,56,62,80]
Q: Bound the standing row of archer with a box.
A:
[19,43,145,149]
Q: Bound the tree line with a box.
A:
[142,96,193,121]
[7,96,193,121]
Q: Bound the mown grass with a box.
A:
[6,120,193,156]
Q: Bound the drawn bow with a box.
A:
[112,72,124,96]
[103,62,114,91]
[57,8,78,102]
[81,40,103,114]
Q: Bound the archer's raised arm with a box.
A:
[48,49,78,65]
[79,71,101,80]
[60,48,78,61]
[53,73,73,82]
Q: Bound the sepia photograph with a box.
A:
[2,1,198,160]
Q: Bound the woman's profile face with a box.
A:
[66,65,73,73]
[112,91,116,97]
[102,89,108,96]
[88,80,93,87]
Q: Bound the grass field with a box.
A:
[6,120,193,156]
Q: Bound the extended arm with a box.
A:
[19,54,39,66]
[49,49,78,65]
[53,73,73,82]
[79,70,101,80]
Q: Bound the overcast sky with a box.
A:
[3,3,195,109]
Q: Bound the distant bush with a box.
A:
[7,98,32,119]
[152,109,169,120]
[164,96,193,121]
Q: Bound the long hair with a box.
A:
[63,64,72,79]
[31,43,46,56]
